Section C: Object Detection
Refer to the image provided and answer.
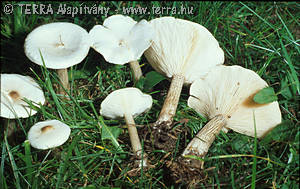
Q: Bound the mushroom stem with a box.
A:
[182,114,227,169]
[124,112,148,167]
[129,60,143,81]
[155,74,185,128]
[4,119,17,139]
[56,68,70,95]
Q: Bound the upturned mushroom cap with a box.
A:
[28,120,71,150]
[1,74,45,119]
[144,16,224,84]
[89,14,154,65]
[188,65,282,138]
[24,22,90,69]
[100,87,152,119]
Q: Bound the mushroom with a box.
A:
[100,87,152,167]
[1,73,45,119]
[89,14,154,81]
[182,65,282,168]
[1,73,45,139]
[24,22,90,95]
[144,17,224,128]
[27,120,71,150]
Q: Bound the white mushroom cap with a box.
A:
[188,65,282,138]
[89,14,154,65]
[100,87,152,119]
[1,74,45,119]
[24,22,90,69]
[28,120,71,150]
[144,17,224,84]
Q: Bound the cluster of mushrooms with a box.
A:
[1,15,282,182]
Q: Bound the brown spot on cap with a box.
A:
[9,91,20,101]
[242,90,267,108]
[41,125,54,133]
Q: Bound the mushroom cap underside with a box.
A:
[188,65,282,138]
[144,16,224,84]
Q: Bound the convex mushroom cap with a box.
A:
[100,87,152,119]
[144,16,224,84]
[1,74,45,119]
[188,65,282,138]
[28,120,71,150]
[24,22,90,69]
[89,15,154,65]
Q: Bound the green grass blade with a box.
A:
[99,116,122,151]
[278,35,300,94]
[251,111,257,189]
[276,10,300,54]
[56,136,79,189]
[1,142,8,189]
[4,133,21,189]
[39,50,71,120]
[24,140,33,185]
[257,53,276,76]
[231,170,236,189]
[33,150,52,188]
[240,2,275,30]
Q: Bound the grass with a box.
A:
[1,1,299,188]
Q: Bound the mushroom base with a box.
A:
[139,123,176,152]
[139,121,189,153]
[165,155,208,186]
[152,119,173,130]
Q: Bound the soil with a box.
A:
[138,121,210,186]
[139,121,185,153]
[165,156,207,186]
